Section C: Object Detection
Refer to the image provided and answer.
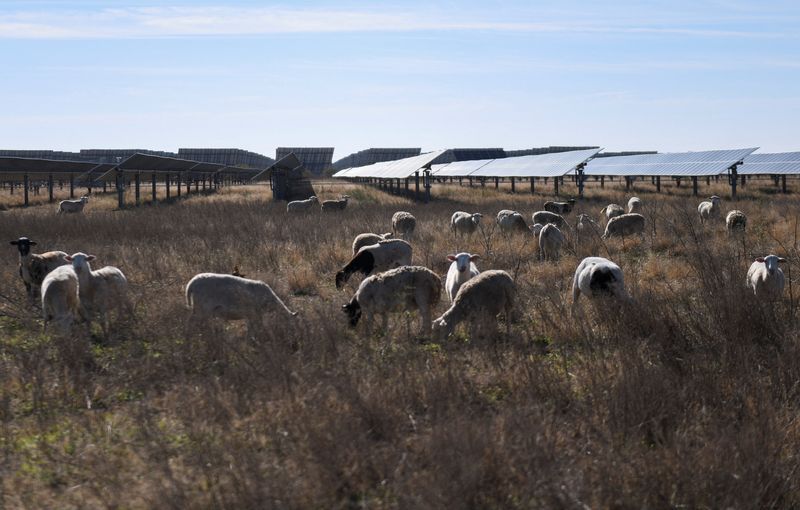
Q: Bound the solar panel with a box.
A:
[338,150,447,179]
[469,148,602,178]
[583,148,757,177]
[738,151,800,175]
[431,159,495,177]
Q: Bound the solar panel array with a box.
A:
[738,152,800,175]
[429,148,602,178]
[333,150,448,179]
[583,148,757,177]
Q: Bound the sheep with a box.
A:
[746,255,786,299]
[576,214,602,238]
[392,211,417,240]
[531,211,569,230]
[41,265,84,334]
[66,252,132,336]
[496,210,528,234]
[535,223,564,261]
[445,252,480,302]
[572,257,628,307]
[186,273,298,334]
[336,239,412,289]
[602,213,646,239]
[342,266,442,337]
[321,195,350,212]
[698,195,722,224]
[627,197,643,214]
[352,232,393,256]
[286,196,318,213]
[10,236,69,297]
[726,210,747,235]
[58,195,89,214]
[451,211,483,236]
[543,199,576,214]
[432,270,516,340]
[600,203,625,221]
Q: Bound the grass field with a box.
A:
[2,178,800,508]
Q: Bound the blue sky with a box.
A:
[0,1,798,160]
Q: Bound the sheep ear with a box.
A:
[29,241,37,245]
[447,255,456,261]
[87,255,96,261]
[779,258,787,263]
[9,240,17,245]
[470,254,480,261]
[755,257,765,263]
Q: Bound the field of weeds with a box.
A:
[2,177,800,508]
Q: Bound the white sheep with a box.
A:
[342,265,442,336]
[627,197,642,214]
[535,223,564,261]
[41,265,84,334]
[352,232,393,256]
[600,203,625,221]
[445,252,480,302]
[66,252,132,336]
[286,196,318,213]
[58,195,89,214]
[186,273,298,334]
[571,257,628,307]
[10,236,69,297]
[432,270,516,339]
[602,213,646,239]
[496,210,528,234]
[336,239,413,289]
[543,199,576,214]
[321,195,350,212]
[451,211,483,236]
[392,211,417,239]
[698,196,722,224]
[531,211,569,230]
[726,210,747,235]
[746,255,786,299]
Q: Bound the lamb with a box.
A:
[41,265,84,334]
[543,199,576,214]
[726,210,747,235]
[58,195,89,214]
[336,239,413,289]
[392,211,417,239]
[342,266,442,337]
[352,232,393,256]
[496,210,528,234]
[10,237,69,297]
[321,195,350,212]
[572,257,628,307]
[445,252,480,302]
[432,270,516,339]
[746,255,786,299]
[600,203,625,221]
[602,213,646,239]
[698,196,722,223]
[286,196,318,213]
[531,211,569,230]
[186,273,298,333]
[627,197,643,214]
[532,223,564,261]
[451,211,483,236]
[66,252,132,336]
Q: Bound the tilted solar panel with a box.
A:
[738,152,800,175]
[469,148,601,178]
[584,148,757,177]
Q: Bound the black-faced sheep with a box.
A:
[10,236,69,297]
[336,239,412,289]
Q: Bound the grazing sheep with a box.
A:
[10,237,69,297]
[342,266,442,336]
[58,195,89,214]
[496,210,528,234]
[536,223,565,261]
[186,273,298,333]
[602,213,646,239]
[698,196,722,223]
[286,196,318,213]
[572,257,628,307]
[726,210,747,235]
[746,255,786,299]
[432,270,516,339]
[352,232,393,256]
[445,252,480,302]
[600,204,625,221]
[392,211,417,240]
[321,195,350,212]
[627,197,643,214]
[336,239,413,289]
[544,199,576,214]
[41,265,84,334]
[531,211,569,230]
[451,211,483,236]
[66,252,132,336]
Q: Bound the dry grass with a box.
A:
[2,177,800,508]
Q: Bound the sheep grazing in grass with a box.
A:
[544,199,576,214]
[445,252,480,302]
[496,210,528,234]
[572,257,628,307]
[602,213,646,240]
[66,252,132,337]
[698,196,722,223]
[58,195,89,214]
[41,265,84,334]
[286,196,318,213]
[392,211,416,240]
[321,195,350,212]
[628,197,643,214]
[342,266,442,337]
[746,255,786,299]
[432,270,516,340]
[532,223,564,261]
[336,239,412,289]
[726,210,747,235]
[451,211,483,236]
[10,236,69,297]
[600,204,625,221]
[186,273,298,334]
[352,232,393,256]
[531,211,569,230]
